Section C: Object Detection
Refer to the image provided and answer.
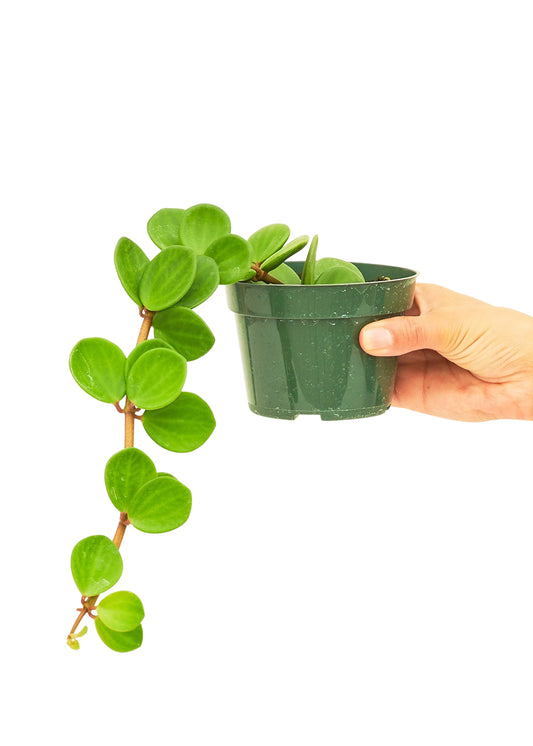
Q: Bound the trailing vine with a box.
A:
[67,203,367,651]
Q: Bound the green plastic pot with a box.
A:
[226,262,418,420]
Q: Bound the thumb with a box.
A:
[359,314,445,356]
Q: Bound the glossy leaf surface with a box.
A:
[125,338,174,377]
[95,618,143,652]
[143,392,216,452]
[314,258,365,282]
[175,255,220,308]
[204,234,253,284]
[301,235,318,284]
[270,263,301,284]
[71,535,123,597]
[261,235,309,271]
[178,203,231,254]
[114,237,150,305]
[69,338,126,404]
[127,475,192,533]
[126,348,187,410]
[314,263,365,284]
[153,307,215,361]
[248,223,290,263]
[104,448,157,511]
[147,208,184,249]
[139,247,196,311]
[97,591,145,632]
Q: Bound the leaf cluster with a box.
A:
[67,202,371,652]
[70,536,144,652]
[69,447,193,651]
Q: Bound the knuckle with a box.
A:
[400,318,427,350]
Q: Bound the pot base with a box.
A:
[249,403,391,421]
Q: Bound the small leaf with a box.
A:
[314,257,365,283]
[114,237,150,305]
[178,203,231,254]
[204,234,253,284]
[69,338,126,404]
[104,447,157,512]
[67,626,88,649]
[301,235,319,284]
[97,591,145,632]
[175,255,220,308]
[95,618,143,652]
[248,224,290,263]
[314,264,365,284]
[143,392,216,452]
[125,339,175,377]
[139,246,196,311]
[147,208,184,249]
[261,235,309,271]
[152,307,215,361]
[126,348,187,410]
[128,475,192,533]
[71,535,123,597]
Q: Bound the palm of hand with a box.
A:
[392,350,515,421]
[388,285,533,422]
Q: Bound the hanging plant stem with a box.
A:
[66,310,155,646]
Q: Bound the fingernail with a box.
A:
[361,326,394,351]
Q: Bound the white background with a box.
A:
[2,1,533,744]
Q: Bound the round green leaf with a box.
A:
[114,237,150,305]
[143,392,216,452]
[125,338,175,377]
[126,348,187,410]
[314,257,365,283]
[261,235,309,271]
[147,208,184,249]
[175,255,220,308]
[128,475,192,533]
[95,618,143,652]
[139,246,196,311]
[178,203,231,254]
[269,263,301,284]
[104,447,157,512]
[248,223,290,263]
[152,306,215,361]
[97,591,145,632]
[71,535,123,597]
[314,264,365,285]
[301,235,319,285]
[69,337,126,404]
[204,234,253,284]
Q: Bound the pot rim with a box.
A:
[240,261,419,287]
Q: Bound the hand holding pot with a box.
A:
[359,283,533,422]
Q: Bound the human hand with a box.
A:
[359,283,533,422]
